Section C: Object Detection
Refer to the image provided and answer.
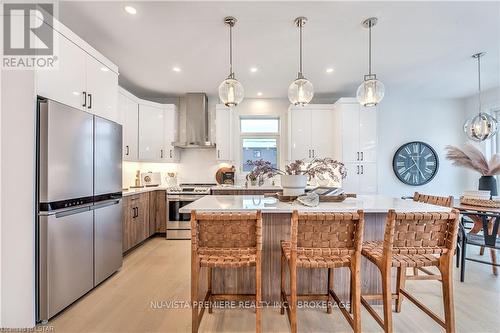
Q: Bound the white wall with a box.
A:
[0,71,36,328]
[376,95,469,197]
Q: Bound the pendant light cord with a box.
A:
[229,23,233,76]
[299,23,303,75]
[477,54,482,114]
[368,24,372,75]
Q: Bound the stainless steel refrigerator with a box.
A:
[36,98,123,322]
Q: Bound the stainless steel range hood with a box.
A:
[173,93,215,149]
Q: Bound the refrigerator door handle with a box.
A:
[55,206,91,219]
[92,199,121,210]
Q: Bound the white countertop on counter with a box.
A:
[122,186,168,197]
[179,195,452,214]
[211,185,283,191]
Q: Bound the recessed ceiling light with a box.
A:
[172,67,181,72]
[124,6,137,15]
[326,68,334,73]
[257,92,263,96]
[250,67,258,73]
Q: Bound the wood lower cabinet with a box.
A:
[149,191,166,234]
[123,193,150,253]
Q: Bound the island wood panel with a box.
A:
[198,212,387,302]
[211,189,283,196]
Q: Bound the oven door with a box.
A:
[166,195,203,239]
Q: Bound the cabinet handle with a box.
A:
[357,152,360,161]
[82,91,87,107]
[132,207,137,218]
[170,149,172,159]
[125,145,129,156]
[217,150,220,159]
[308,150,311,158]
[312,150,315,158]
[160,149,163,158]
[361,152,364,161]
[136,207,139,218]
[87,93,92,109]
[361,165,364,174]
[357,165,360,175]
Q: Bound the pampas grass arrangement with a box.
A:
[445,144,500,176]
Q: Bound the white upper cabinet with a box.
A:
[35,19,119,122]
[138,103,165,161]
[163,105,180,162]
[36,31,86,110]
[215,105,233,161]
[288,105,334,161]
[289,107,311,160]
[85,56,119,123]
[333,98,378,194]
[119,91,139,161]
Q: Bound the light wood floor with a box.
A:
[47,236,499,333]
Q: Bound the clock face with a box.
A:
[393,142,439,186]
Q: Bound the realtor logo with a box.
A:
[4,3,53,55]
[2,3,57,69]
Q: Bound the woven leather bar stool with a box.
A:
[409,193,454,281]
[280,210,365,333]
[361,210,459,333]
[191,211,263,333]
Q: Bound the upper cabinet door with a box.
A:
[215,106,232,161]
[138,104,165,161]
[120,93,138,161]
[311,109,334,159]
[359,106,377,163]
[289,108,312,161]
[85,56,119,123]
[36,31,86,110]
[163,106,180,162]
[341,104,360,163]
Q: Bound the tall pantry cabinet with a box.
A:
[333,98,378,194]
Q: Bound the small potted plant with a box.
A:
[446,144,500,196]
[248,158,347,196]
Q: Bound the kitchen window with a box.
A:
[240,117,280,172]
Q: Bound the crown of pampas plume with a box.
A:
[445,144,500,176]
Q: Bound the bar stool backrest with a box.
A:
[191,211,263,250]
[383,210,460,255]
[291,211,364,252]
[413,192,454,208]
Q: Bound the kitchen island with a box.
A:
[180,195,451,302]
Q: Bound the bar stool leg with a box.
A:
[327,268,333,314]
[380,265,393,333]
[207,267,213,314]
[351,263,362,333]
[290,260,298,333]
[256,262,262,333]
[191,259,199,333]
[395,267,406,313]
[349,272,353,314]
[280,251,286,315]
[440,256,456,333]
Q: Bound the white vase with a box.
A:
[281,174,308,196]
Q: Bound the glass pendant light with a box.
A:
[288,17,314,106]
[356,17,385,107]
[218,16,244,107]
[464,52,498,141]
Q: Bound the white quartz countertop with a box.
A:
[122,186,168,197]
[211,185,283,191]
[179,195,452,214]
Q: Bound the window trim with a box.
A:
[239,116,281,173]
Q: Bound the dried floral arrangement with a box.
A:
[246,170,258,181]
[247,158,347,182]
[445,144,500,176]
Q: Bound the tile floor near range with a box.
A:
[49,237,500,333]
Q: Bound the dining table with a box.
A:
[453,202,500,276]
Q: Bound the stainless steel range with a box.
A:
[166,183,214,239]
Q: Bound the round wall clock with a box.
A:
[392,141,439,186]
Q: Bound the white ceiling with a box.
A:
[59,1,500,100]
